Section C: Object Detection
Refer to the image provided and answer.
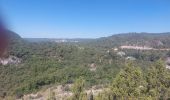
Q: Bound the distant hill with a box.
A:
[5,30,27,58]
[91,32,170,49]
[24,38,53,42]
[24,33,170,49]
[24,38,93,43]
[7,30,23,44]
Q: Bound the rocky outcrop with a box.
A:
[22,84,105,100]
[89,63,97,71]
[117,51,126,57]
[126,56,136,61]
[0,56,21,65]
[166,57,170,69]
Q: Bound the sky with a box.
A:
[0,0,170,38]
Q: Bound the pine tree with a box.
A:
[146,60,170,99]
[111,62,146,98]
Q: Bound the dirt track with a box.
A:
[120,46,170,51]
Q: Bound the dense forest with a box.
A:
[1,31,170,99]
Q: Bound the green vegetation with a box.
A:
[0,39,122,98]
[111,62,146,97]
[1,31,170,99]
[70,60,170,100]
[70,77,87,100]
[89,32,170,49]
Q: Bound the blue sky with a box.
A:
[1,0,170,38]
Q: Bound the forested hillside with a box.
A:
[1,31,170,99]
[89,33,170,49]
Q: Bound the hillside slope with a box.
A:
[91,32,170,49]
[1,32,170,99]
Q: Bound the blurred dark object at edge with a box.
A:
[0,20,9,58]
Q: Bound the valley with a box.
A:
[1,31,170,99]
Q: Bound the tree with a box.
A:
[111,62,146,98]
[71,77,86,100]
[146,60,170,99]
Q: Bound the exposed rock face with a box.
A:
[0,56,21,65]
[22,84,105,100]
[166,57,170,69]
[23,84,73,100]
[89,63,97,71]
[126,56,136,61]
[166,65,170,69]
[117,51,126,57]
